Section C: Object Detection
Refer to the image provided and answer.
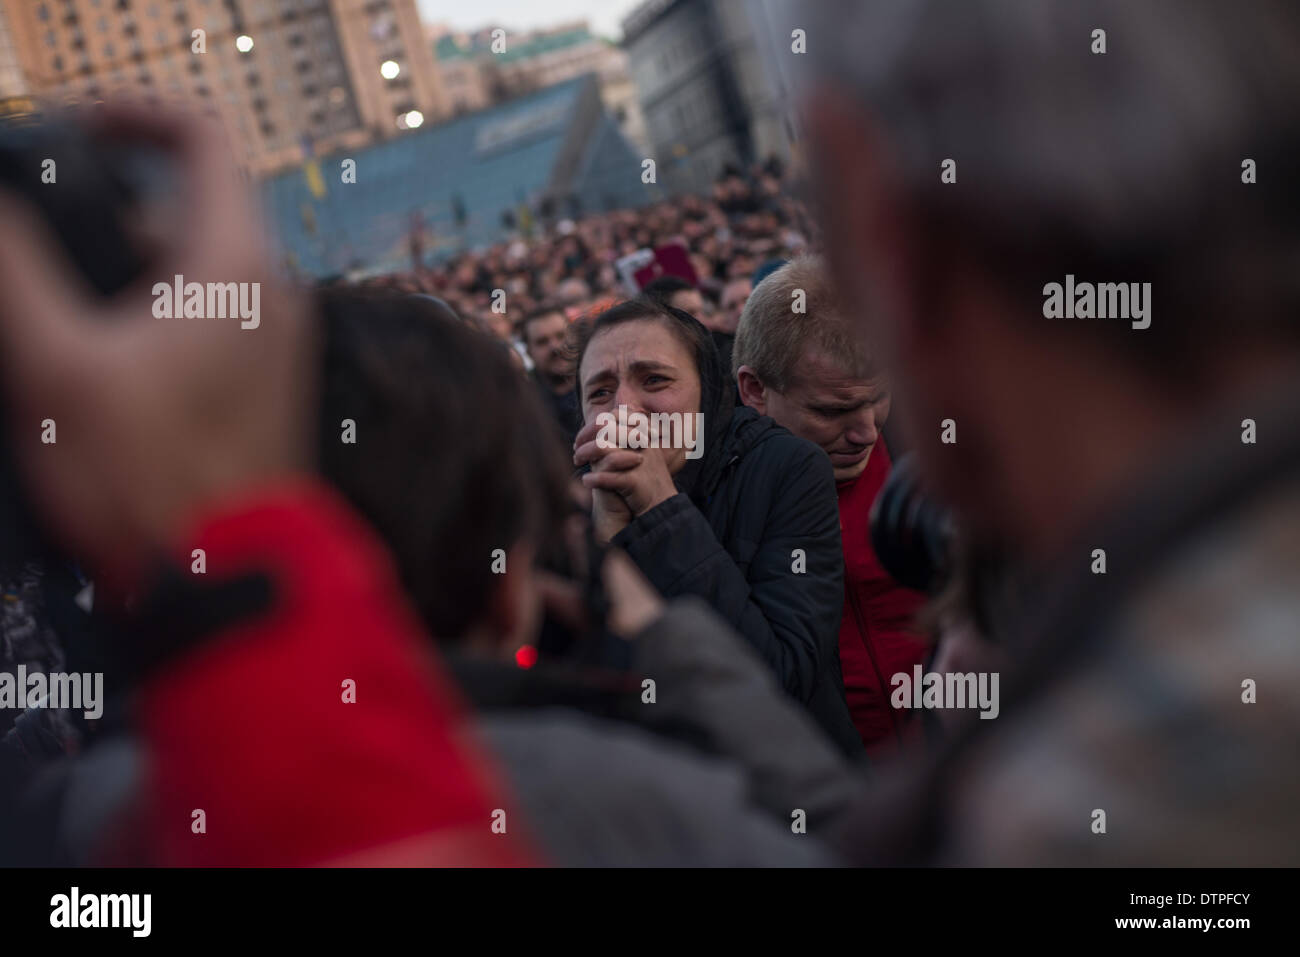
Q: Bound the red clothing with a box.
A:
[836,440,930,759]
[133,480,534,866]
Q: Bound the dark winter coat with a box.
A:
[609,314,864,758]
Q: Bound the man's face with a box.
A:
[668,288,709,321]
[751,346,891,483]
[716,279,752,334]
[524,312,572,383]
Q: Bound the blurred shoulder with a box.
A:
[945,481,1300,866]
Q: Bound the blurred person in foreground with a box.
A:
[734,256,930,760]
[798,0,1300,863]
[572,297,864,757]
[0,102,528,866]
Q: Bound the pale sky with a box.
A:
[417,0,647,41]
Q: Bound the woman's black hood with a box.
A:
[660,305,736,505]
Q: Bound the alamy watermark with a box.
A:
[50,887,151,937]
[1043,274,1151,330]
[0,667,103,719]
[152,274,260,329]
[890,665,999,720]
[594,405,704,460]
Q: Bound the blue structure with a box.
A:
[259,75,654,278]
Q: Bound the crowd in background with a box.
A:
[349,158,811,341]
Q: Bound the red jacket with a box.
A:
[130,480,534,866]
[836,440,930,759]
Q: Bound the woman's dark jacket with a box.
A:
[610,316,863,757]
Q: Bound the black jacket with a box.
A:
[613,403,864,758]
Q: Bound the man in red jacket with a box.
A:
[735,256,929,759]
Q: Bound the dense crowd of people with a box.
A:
[1,0,1298,869]
[352,161,808,335]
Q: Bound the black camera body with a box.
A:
[869,452,957,594]
[0,114,155,562]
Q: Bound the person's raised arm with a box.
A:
[0,102,531,866]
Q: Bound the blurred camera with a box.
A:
[869,452,958,594]
[0,113,160,562]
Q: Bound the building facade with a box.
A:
[0,0,447,174]
[621,0,793,195]
[0,1,30,113]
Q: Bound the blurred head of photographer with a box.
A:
[315,288,662,690]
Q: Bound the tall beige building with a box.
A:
[0,0,32,114]
[0,0,448,174]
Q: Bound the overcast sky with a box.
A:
[417,0,647,41]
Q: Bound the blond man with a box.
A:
[734,256,929,758]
